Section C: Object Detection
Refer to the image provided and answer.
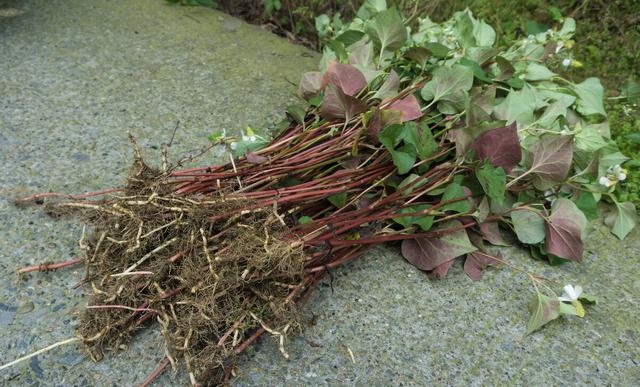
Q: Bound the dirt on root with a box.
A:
[46,155,309,386]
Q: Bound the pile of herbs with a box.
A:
[11,2,637,386]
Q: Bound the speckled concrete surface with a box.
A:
[1,1,639,387]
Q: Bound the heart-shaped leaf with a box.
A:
[526,293,561,335]
[385,94,423,122]
[322,84,369,121]
[545,198,587,262]
[365,8,407,54]
[420,65,474,105]
[401,220,477,271]
[511,207,546,244]
[527,134,573,189]
[321,61,367,96]
[471,122,521,173]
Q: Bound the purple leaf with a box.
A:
[430,259,455,279]
[545,198,587,262]
[245,152,268,164]
[298,71,323,99]
[385,94,423,122]
[478,222,509,246]
[463,251,502,281]
[528,135,573,189]
[400,220,477,271]
[321,61,367,96]
[471,122,521,173]
[322,84,369,121]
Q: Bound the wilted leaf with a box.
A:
[298,71,323,99]
[421,65,474,104]
[321,61,367,96]
[385,94,423,122]
[401,220,477,270]
[478,222,509,246]
[545,198,587,262]
[430,259,455,279]
[494,56,514,81]
[471,122,521,173]
[605,201,638,240]
[511,207,546,244]
[527,134,573,189]
[464,250,501,280]
[322,84,369,121]
[245,152,268,164]
[526,293,560,335]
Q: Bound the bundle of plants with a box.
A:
[6,3,637,387]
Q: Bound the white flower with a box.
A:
[558,284,583,302]
[562,58,571,68]
[599,176,614,187]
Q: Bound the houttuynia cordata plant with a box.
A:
[5,1,636,386]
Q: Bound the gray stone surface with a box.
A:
[1,1,639,387]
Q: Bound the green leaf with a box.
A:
[574,122,608,152]
[493,84,537,127]
[420,65,474,105]
[366,8,407,54]
[400,122,437,160]
[605,201,638,240]
[573,78,606,117]
[328,192,347,208]
[441,181,471,213]
[393,204,434,231]
[356,0,386,19]
[390,150,415,174]
[523,63,555,81]
[424,42,451,59]
[286,104,307,124]
[473,19,496,46]
[398,173,429,194]
[536,97,574,128]
[573,191,598,221]
[298,215,313,225]
[476,162,506,203]
[511,207,546,244]
[526,292,561,335]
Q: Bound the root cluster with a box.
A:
[52,159,310,385]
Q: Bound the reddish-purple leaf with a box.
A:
[322,84,369,121]
[545,198,587,262]
[321,61,367,96]
[400,220,477,271]
[463,251,501,281]
[471,122,521,173]
[298,71,323,99]
[528,134,573,189]
[385,94,423,122]
[478,222,509,246]
[245,152,268,164]
[430,259,455,279]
